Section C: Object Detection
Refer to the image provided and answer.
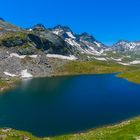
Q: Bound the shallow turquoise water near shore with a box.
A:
[0,74,140,137]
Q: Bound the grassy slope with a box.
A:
[118,69,140,84]
[53,60,133,76]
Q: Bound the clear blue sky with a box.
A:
[1,0,140,45]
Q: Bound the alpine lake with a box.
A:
[1,74,140,137]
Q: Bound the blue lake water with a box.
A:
[1,74,140,137]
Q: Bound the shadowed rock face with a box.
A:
[2,36,26,48]
[0,32,72,55]
[0,19,73,56]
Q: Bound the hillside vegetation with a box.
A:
[118,69,140,84]
[54,60,135,75]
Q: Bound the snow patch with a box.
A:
[118,60,140,65]
[118,62,130,66]
[52,29,63,35]
[94,42,101,47]
[126,56,131,58]
[65,38,80,47]
[65,38,105,56]
[29,55,38,58]
[28,28,33,32]
[46,54,77,60]
[93,57,107,61]
[130,60,140,64]
[10,53,26,59]
[9,53,38,59]
[111,57,122,61]
[21,69,33,78]
[80,40,104,55]
[4,72,17,77]
[66,32,75,39]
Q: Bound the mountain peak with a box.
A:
[80,32,90,36]
[32,24,46,31]
[77,32,96,43]
[53,25,72,32]
[116,40,129,44]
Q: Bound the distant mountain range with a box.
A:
[1,17,140,60]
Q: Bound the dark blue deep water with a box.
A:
[1,74,140,137]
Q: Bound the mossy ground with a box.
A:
[0,78,19,93]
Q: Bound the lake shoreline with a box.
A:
[0,78,20,94]
[0,115,140,139]
[1,59,139,93]
[1,70,139,94]
[0,72,123,94]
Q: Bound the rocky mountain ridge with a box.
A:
[110,40,140,54]
[1,18,140,57]
[1,18,140,79]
